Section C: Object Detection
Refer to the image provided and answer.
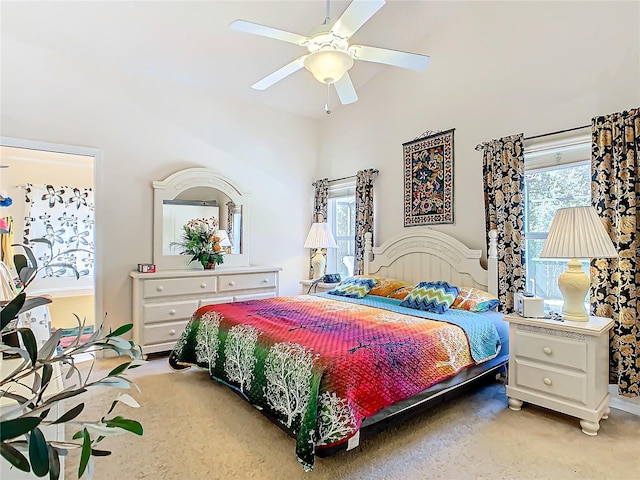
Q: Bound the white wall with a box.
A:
[317,1,640,257]
[1,38,318,332]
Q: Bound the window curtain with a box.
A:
[310,178,329,278]
[590,108,639,397]
[481,134,526,312]
[353,169,378,276]
[23,183,95,279]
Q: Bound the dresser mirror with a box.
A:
[153,168,250,270]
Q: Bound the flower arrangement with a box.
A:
[173,216,225,269]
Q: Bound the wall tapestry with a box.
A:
[403,129,455,226]
[23,184,95,279]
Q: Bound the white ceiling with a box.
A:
[1,0,438,119]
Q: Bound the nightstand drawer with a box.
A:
[218,272,277,292]
[143,320,189,345]
[143,300,199,324]
[515,359,587,404]
[515,328,587,371]
[143,277,217,298]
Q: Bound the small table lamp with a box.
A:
[540,206,617,321]
[304,222,337,280]
[217,230,232,254]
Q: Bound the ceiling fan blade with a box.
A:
[331,0,385,39]
[230,20,309,46]
[349,45,430,70]
[334,73,358,105]
[251,56,307,90]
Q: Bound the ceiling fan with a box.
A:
[230,0,430,109]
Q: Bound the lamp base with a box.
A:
[310,249,326,280]
[558,258,590,321]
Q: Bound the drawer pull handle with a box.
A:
[200,283,207,288]
[228,281,235,286]
[543,347,552,355]
[169,309,176,315]
[262,278,269,283]
[169,329,176,336]
[543,377,552,386]
[156,286,164,292]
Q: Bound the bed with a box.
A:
[168,228,507,471]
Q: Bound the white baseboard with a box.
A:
[609,385,640,415]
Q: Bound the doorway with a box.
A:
[0,138,101,342]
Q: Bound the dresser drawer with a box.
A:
[143,300,199,324]
[143,320,189,345]
[218,272,277,292]
[143,277,217,298]
[515,328,587,371]
[515,359,587,404]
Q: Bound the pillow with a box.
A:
[399,281,460,314]
[451,286,500,312]
[327,277,376,299]
[386,284,415,300]
[355,275,412,298]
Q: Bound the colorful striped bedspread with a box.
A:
[168,294,500,471]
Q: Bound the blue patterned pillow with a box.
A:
[327,277,376,299]
[399,281,460,314]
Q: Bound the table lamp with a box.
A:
[304,222,337,280]
[540,206,617,321]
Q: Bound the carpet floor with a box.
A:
[63,355,639,480]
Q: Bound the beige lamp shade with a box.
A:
[304,222,337,280]
[217,230,232,248]
[540,206,617,321]
[540,206,618,259]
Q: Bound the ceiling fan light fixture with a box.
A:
[303,50,354,84]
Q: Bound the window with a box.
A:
[325,181,356,278]
[524,139,590,309]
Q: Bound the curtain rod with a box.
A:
[328,175,356,184]
[475,124,591,150]
[525,124,590,141]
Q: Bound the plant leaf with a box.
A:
[90,448,111,457]
[18,327,38,366]
[78,429,91,478]
[28,427,50,477]
[107,361,131,377]
[47,444,61,480]
[52,403,85,425]
[1,416,42,441]
[107,324,133,338]
[19,296,53,316]
[0,441,31,472]
[104,416,143,436]
[39,329,63,361]
[1,292,25,330]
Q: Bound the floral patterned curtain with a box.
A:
[353,169,379,276]
[309,178,329,278]
[23,184,95,279]
[590,108,639,397]
[481,134,526,312]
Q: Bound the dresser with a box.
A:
[504,314,614,435]
[1,360,65,479]
[130,266,280,354]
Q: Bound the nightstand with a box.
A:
[299,280,336,295]
[504,313,614,436]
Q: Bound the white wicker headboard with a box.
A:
[364,228,498,295]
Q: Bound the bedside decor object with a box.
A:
[540,206,617,321]
[403,129,455,226]
[304,222,337,280]
[172,216,226,269]
[513,292,544,318]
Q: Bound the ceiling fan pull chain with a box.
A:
[324,0,331,25]
[325,84,332,115]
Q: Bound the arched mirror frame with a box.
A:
[153,168,250,270]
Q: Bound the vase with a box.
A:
[204,262,216,270]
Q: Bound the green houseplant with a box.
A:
[1,242,143,479]
[172,216,226,269]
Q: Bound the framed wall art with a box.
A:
[403,128,455,226]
